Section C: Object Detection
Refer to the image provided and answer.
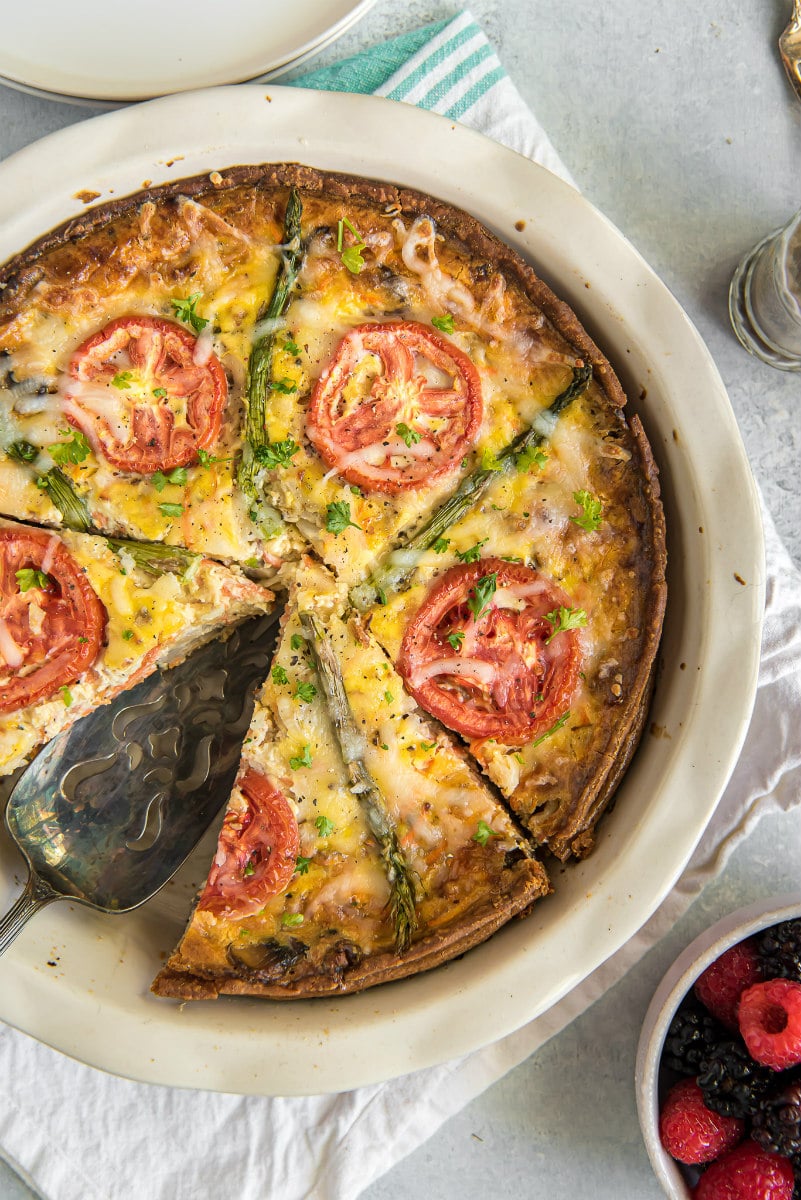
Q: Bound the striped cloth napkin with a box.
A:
[4,12,801,1200]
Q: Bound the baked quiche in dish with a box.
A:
[0,164,666,1000]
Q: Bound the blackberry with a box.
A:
[753,1077,801,1158]
[697,1039,773,1118]
[662,1001,725,1075]
[758,920,801,982]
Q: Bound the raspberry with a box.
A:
[739,980,801,1071]
[659,1077,744,1164]
[692,1139,795,1199]
[695,939,763,1030]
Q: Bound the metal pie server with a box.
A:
[0,612,278,956]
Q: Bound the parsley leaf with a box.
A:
[337,217,366,274]
[530,711,571,749]
[480,447,503,472]
[295,680,317,703]
[290,634,305,652]
[315,814,335,838]
[396,422,421,447]
[271,377,298,395]
[197,449,231,469]
[6,439,39,464]
[571,490,603,531]
[282,912,304,927]
[253,438,300,470]
[473,820,499,847]
[419,740,437,752]
[516,444,549,473]
[283,337,301,356]
[433,537,450,554]
[243,860,255,877]
[47,431,91,466]
[455,537,488,564]
[121,629,134,641]
[153,387,167,399]
[325,500,361,536]
[289,743,313,770]
[60,685,73,707]
[446,630,465,651]
[158,502,184,518]
[383,690,393,704]
[431,313,455,334]
[272,665,289,685]
[467,572,497,620]
[152,466,188,491]
[111,370,133,390]
[544,605,588,644]
[294,856,312,875]
[170,292,208,333]
[16,568,50,592]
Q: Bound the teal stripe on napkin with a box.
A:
[289,19,449,95]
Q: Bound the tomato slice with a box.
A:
[0,527,106,713]
[306,321,483,494]
[198,768,300,918]
[398,558,582,745]
[66,315,227,473]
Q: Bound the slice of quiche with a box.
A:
[152,560,548,999]
[0,517,274,777]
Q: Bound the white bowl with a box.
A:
[636,893,801,1198]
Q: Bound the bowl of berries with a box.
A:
[636,894,801,1199]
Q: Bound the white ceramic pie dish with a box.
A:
[635,894,801,1198]
[0,86,765,1096]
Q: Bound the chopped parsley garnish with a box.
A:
[530,711,571,749]
[47,431,91,466]
[196,449,231,468]
[294,856,312,875]
[431,313,455,334]
[480,446,503,472]
[111,371,133,390]
[283,337,300,356]
[243,861,255,877]
[455,538,488,564]
[152,387,168,399]
[253,438,300,469]
[337,217,367,274]
[295,680,317,704]
[290,634,305,652]
[544,605,588,644]
[571,489,603,531]
[121,629,134,641]
[60,685,73,707]
[396,422,421,447]
[78,636,88,644]
[349,485,362,496]
[271,377,299,395]
[446,630,465,651]
[473,820,499,847]
[516,444,549,473]
[289,743,313,770]
[383,690,393,704]
[152,466,188,491]
[325,500,361,536]
[419,740,437,752]
[158,502,184,518]
[170,292,208,333]
[271,665,289,685]
[244,557,261,569]
[16,568,50,592]
[315,814,335,838]
[433,537,450,554]
[467,572,497,620]
[281,912,304,927]
[6,440,38,464]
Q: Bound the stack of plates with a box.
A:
[0,0,376,104]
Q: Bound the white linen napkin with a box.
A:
[2,13,801,1200]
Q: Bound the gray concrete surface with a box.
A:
[0,1,799,1196]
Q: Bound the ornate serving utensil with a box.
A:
[0,612,278,956]
[780,0,801,101]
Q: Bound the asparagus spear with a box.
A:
[238,187,304,533]
[349,364,592,610]
[299,611,418,953]
[106,538,200,578]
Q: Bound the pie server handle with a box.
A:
[0,868,60,957]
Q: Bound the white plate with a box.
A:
[0,86,765,1097]
[0,0,376,103]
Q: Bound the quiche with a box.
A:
[0,163,666,999]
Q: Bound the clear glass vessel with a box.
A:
[729,206,801,372]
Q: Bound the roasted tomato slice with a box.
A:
[398,558,583,745]
[198,769,300,918]
[66,315,227,473]
[0,527,106,713]
[306,320,482,494]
